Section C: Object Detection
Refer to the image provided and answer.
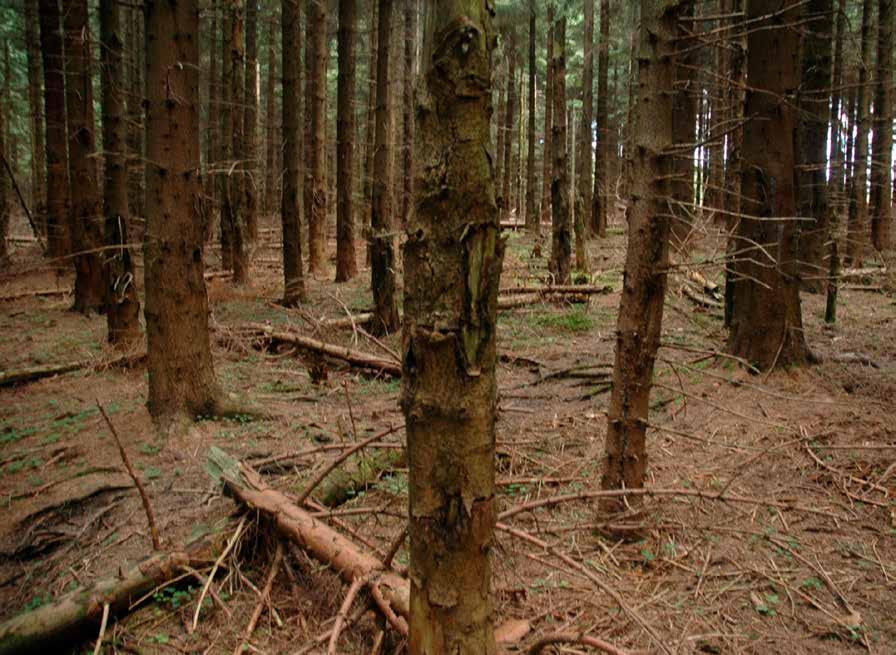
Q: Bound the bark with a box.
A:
[336,0,359,282]
[219,3,236,272]
[501,31,516,217]
[0,532,226,655]
[226,0,249,282]
[263,28,278,216]
[829,0,847,203]
[592,0,609,237]
[525,0,538,232]
[204,4,219,228]
[38,0,69,258]
[303,2,314,263]
[577,0,595,235]
[144,0,223,425]
[540,5,555,223]
[281,0,307,305]
[0,92,7,268]
[670,0,697,249]
[126,5,145,222]
[370,0,400,335]
[3,47,16,179]
[549,15,571,285]
[599,0,681,513]
[25,0,46,224]
[243,0,259,245]
[401,0,415,228]
[870,0,893,251]
[847,0,873,266]
[495,60,506,202]
[308,0,329,276]
[63,0,105,313]
[363,0,378,255]
[404,2,504,650]
[728,0,810,371]
[100,0,140,347]
[797,0,834,292]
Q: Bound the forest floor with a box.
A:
[1,213,895,655]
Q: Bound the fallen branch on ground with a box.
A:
[0,288,70,302]
[0,352,146,388]
[236,323,401,376]
[499,285,614,296]
[0,530,227,655]
[528,632,633,655]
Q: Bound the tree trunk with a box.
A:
[599,0,682,514]
[219,3,235,273]
[525,0,538,232]
[847,0,873,266]
[205,3,219,233]
[308,0,329,276]
[100,0,140,348]
[592,0,609,238]
[363,0,378,260]
[870,0,892,251]
[38,0,69,258]
[495,59,506,203]
[303,3,314,265]
[62,0,105,314]
[243,0,259,246]
[670,0,697,249]
[728,0,810,371]
[549,15,571,285]
[336,0,359,282]
[144,0,223,425]
[126,5,145,223]
[577,0,595,236]
[829,0,847,205]
[370,0,400,335]
[401,0,415,229]
[25,0,46,226]
[540,4,554,224]
[404,3,503,650]
[797,0,834,292]
[264,28,278,217]
[281,0,307,306]
[0,91,7,268]
[3,47,17,180]
[501,32,516,218]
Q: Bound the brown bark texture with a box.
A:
[540,4,554,223]
[403,1,504,650]
[870,0,893,251]
[25,0,46,222]
[100,0,141,347]
[525,0,538,231]
[501,31,516,217]
[144,0,223,424]
[592,0,609,237]
[63,0,105,313]
[308,0,329,276]
[370,0,400,335]
[847,0,873,265]
[577,0,594,234]
[728,0,810,370]
[401,0,415,228]
[549,15,571,285]
[243,0,260,246]
[281,0,307,305]
[336,0,359,282]
[599,0,682,511]
[670,0,697,249]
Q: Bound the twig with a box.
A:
[527,632,633,655]
[192,517,247,632]
[97,402,161,550]
[295,425,403,505]
[369,580,409,637]
[233,541,284,655]
[327,576,366,655]
[382,528,407,570]
[92,603,110,655]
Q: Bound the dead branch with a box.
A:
[327,576,366,655]
[234,540,284,655]
[0,352,145,388]
[500,285,614,296]
[0,288,70,302]
[0,530,227,655]
[528,632,633,655]
[97,403,161,550]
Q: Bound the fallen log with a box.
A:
[0,530,227,655]
[681,283,723,310]
[206,447,529,647]
[0,288,70,302]
[499,285,613,296]
[0,352,146,388]
[238,323,401,377]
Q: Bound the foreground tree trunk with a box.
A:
[599,0,681,513]
[728,0,810,370]
[370,0,399,335]
[540,4,555,224]
[281,0,307,306]
[38,0,69,258]
[63,0,105,313]
[797,0,834,292]
[100,0,140,347]
[308,0,329,276]
[336,0,359,282]
[145,0,223,425]
[847,0,873,265]
[592,0,610,237]
[25,0,46,224]
[549,15,571,285]
[870,0,893,251]
[404,2,503,650]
